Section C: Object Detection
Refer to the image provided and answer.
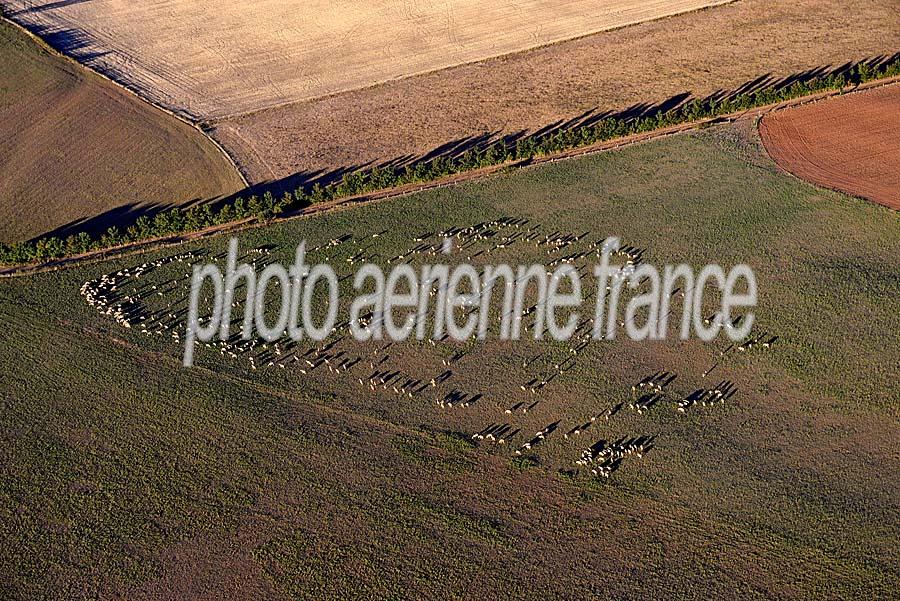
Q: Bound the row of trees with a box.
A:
[3,59,898,266]
[0,191,294,264]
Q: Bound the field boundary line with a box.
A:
[207,1,739,123]
[2,77,898,278]
[0,14,249,189]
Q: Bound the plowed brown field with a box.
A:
[0,19,245,244]
[759,84,900,210]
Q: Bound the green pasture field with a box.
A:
[1,122,897,599]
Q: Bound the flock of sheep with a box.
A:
[80,216,777,481]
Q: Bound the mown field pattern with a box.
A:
[0,19,245,244]
[1,0,730,119]
[209,0,900,183]
[1,125,897,599]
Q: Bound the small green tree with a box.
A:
[215,203,234,225]
[65,232,92,254]
[309,183,326,204]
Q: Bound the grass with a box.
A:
[0,122,897,598]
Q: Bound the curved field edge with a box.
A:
[758,84,900,211]
[0,124,897,598]
[2,70,899,273]
[0,17,245,244]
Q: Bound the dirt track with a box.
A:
[759,85,900,210]
[209,0,900,184]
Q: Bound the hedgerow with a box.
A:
[2,59,898,266]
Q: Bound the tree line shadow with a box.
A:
[7,0,96,15]
[6,5,110,63]
[36,52,900,243]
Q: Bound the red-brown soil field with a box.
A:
[759,84,900,210]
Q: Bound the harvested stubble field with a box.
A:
[759,84,900,211]
[207,0,900,184]
[0,19,245,244]
[0,0,731,119]
[1,123,898,599]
